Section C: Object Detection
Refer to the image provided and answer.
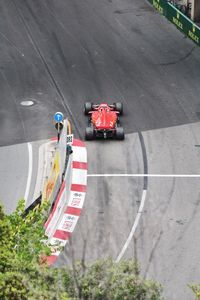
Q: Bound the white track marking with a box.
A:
[115,190,147,263]
[88,172,200,260]
[24,143,33,204]
[87,174,200,178]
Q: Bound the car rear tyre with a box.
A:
[84,102,93,115]
[113,102,123,115]
[85,127,94,140]
[115,127,125,140]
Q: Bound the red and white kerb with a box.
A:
[46,139,87,265]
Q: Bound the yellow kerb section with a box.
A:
[67,120,72,135]
[42,151,60,202]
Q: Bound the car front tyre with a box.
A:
[113,102,123,115]
[84,102,93,115]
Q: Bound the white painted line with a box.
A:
[87,174,200,178]
[72,146,87,162]
[24,142,33,204]
[72,169,87,185]
[115,190,147,263]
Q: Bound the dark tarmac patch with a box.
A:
[114,9,135,14]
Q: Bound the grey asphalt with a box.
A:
[1,0,200,299]
[1,0,200,147]
[58,126,200,300]
[0,143,28,213]
[0,140,46,214]
[135,122,200,300]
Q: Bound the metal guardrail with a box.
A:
[23,119,73,219]
[148,0,200,46]
[22,194,42,218]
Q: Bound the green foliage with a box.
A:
[0,200,164,300]
[0,200,69,300]
[189,284,200,299]
[64,258,164,300]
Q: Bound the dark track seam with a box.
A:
[138,132,148,190]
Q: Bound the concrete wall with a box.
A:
[191,0,200,21]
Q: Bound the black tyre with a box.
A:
[115,127,125,140]
[85,127,95,140]
[84,102,93,115]
[113,102,123,115]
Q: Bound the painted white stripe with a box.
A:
[58,214,79,232]
[115,190,147,263]
[24,143,33,203]
[68,191,85,208]
[72,169,87,185]
[72,146,87,162]
[87,173,200,178]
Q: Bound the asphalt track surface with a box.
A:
[1,0,200,299]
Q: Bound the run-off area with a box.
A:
[57,122,200,300]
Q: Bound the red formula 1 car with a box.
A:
[84,102,125,140]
